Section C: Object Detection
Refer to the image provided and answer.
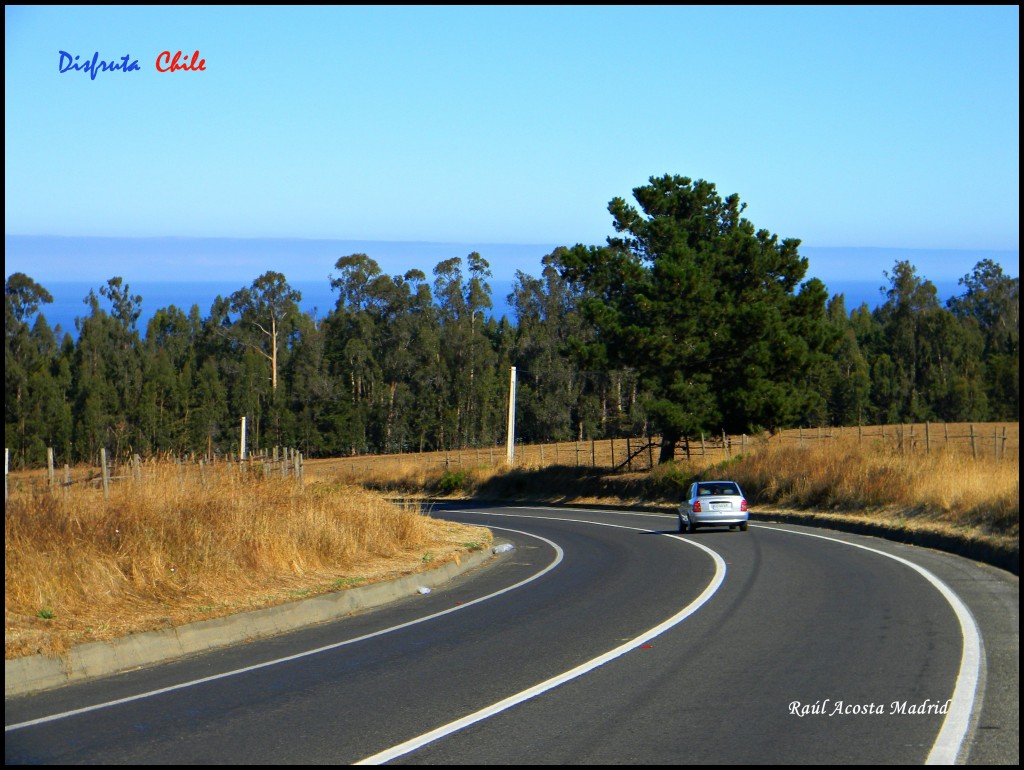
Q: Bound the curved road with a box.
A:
[5,504,1019,764]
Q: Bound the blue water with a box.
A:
[27,280,520,340]
[24,278,968,341]
[7,236,1015,339]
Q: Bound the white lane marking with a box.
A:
[753,524,982,766]
[355,513,726,765]
[5,526,563,733]
[506,504,669,519]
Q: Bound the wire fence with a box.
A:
[6,422,1018,500]
[5,446,305,501]
[304,422,1020,481]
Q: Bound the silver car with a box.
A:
[678,480,749,532]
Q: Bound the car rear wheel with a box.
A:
[740,521,748,532]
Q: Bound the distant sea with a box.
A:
[27,280,520,341]
[5,235,1017,340]
[22,277,964,342]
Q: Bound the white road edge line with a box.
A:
[5,526,563,733]
[755,524,982,766]
[355,513,726,765]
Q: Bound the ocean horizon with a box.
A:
[5,235,1016,339]
[20,277,967,341]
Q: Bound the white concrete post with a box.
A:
[505,366,517,466]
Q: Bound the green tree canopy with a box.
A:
[558,174,835,461]
[227,271,302,391]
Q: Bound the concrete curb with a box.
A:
[5,542,510,699]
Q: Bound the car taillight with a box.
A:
[741,499,747,512]
[692,501,701,513]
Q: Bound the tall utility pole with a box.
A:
[505,366,517,465]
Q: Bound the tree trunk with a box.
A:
[658,432,679,464]
[270,315,278,390]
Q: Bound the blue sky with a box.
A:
[4,5,1019,286]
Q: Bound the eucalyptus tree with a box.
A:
[948,259,1019,419]
[189,358,230,458]
[432,253,499,448]
[140,305,198,453]
[68,278,145,461]
[510,250,601,442]
[284,309,339,456]
[5,273,60,466]
[860,260,993,423]
[404,272,445,452]
[71,291,119,461]
[4,276,73,468]
[221,272,303,451]
[369,269,437,452]
[823,294,872,426]
[227,271,302,392]
[328,256,435,452]
[327,254,386,452]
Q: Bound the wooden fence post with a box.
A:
[100,448,110,500]
[970,424,977,460]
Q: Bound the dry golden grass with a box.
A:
[5,462,490,660]
[310,423,1019,548]
[725,433,1019,535]
[306,422,1018,479]
[7,423,1017,660]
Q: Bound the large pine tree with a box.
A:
[558,174,836,462]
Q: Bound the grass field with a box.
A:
[5,422,1017,660]
[4,465,489,660]
[308,422,1019,571]
[307,422,1018,480]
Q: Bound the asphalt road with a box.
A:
[4,504,1019,765]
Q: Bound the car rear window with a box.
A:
[698,484,739,496]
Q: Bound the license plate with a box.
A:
[712,502,731,511]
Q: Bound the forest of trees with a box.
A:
[5,176,1020,469]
